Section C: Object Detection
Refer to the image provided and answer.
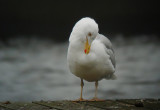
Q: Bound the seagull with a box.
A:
[67,17,116,101]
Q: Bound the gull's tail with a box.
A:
[105,74,117,80]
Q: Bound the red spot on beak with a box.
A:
[84,49,87,53]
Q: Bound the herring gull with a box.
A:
[67,17,116,101]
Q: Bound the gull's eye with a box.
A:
[88,32,92,36]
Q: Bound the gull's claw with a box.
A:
[72,98,88,102]
[89,97,105,101]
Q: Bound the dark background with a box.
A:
[1,0,159,42]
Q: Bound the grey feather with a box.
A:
[96,34,116,68]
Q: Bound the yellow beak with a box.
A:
[84,37,90,54]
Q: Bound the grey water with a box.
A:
[0,36,160,101]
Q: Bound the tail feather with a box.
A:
[105,74,117,80]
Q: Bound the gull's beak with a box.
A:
[84,36,91,54]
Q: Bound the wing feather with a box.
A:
[96,34,116,68]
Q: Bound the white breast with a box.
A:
[67,38,115,82]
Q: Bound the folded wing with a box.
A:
[96,34,116,68]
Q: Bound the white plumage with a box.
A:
[67,17,116,101]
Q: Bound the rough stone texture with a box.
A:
[0,99,160,110]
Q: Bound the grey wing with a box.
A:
[106,47,116,68]
[96,34,116,68]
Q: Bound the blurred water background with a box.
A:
[0,1,160,101]
[0,36,160,101]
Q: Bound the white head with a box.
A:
[69,17,99,43]
[69,17,99,54]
